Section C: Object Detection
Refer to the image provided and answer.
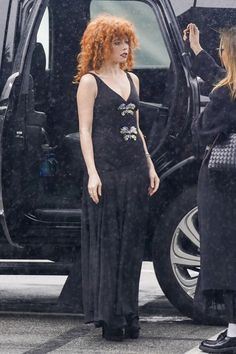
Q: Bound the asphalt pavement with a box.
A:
[0,262,225,354]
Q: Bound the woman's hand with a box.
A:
[183,23,203,55]
[88,172,102,204]
[148,165,160,196]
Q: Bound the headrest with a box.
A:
[30,42,46,79]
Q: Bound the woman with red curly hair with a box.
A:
[76,14,159,341]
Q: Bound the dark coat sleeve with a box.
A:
[192,86,236,152]
[191,50,231,156]
[191,50,226,86]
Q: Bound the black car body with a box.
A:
[0,0,234,321]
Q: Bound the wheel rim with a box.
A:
[170,207,200,298]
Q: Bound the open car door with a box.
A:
[0,0,48,248]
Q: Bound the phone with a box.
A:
[183,29,191,54]
[184,29,190,40]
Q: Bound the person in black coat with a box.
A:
[184,23,236,353]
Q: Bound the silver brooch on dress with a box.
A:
[118,103,136,116]
[120,126,137,141]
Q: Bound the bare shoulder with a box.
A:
[79,73,97,87]
[77,73,97,97]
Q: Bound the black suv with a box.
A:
[0,0,235,321]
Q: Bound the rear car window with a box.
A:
[195,0,236,8]
[170,0,236,16]
[36,6,50,69]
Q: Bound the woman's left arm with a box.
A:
[185,23,226,85]
[129,73,160,196]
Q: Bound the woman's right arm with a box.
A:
[77,74,102,204]
[185,23,226,85]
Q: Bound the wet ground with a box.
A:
[0,262,224,354]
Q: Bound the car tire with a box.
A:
[152,187,198,319]
[152,186,227,325]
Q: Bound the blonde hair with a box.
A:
[73,14,139,83]
[214,27,236,99]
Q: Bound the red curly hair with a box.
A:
[73,14,139,83]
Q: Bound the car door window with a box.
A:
[0,0,10,70]
[90,1,170,70]
[0,0,18,93]
[28,5,50,112]
[37,6,50,70]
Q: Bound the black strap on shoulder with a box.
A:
[126,71,136,88]
[87,72,102,93]
[126,71,132,82]
[126,72,138,96]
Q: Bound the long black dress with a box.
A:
[192,51,236,322]
[81,72,150,328]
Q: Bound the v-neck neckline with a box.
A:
[92,72,132,103]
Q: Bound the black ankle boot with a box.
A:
[102,324,124,341]
[125,315,140,339]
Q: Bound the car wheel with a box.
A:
[152,186,227,325]
[152,187,199,319]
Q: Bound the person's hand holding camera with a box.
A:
[183,23,203,55]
